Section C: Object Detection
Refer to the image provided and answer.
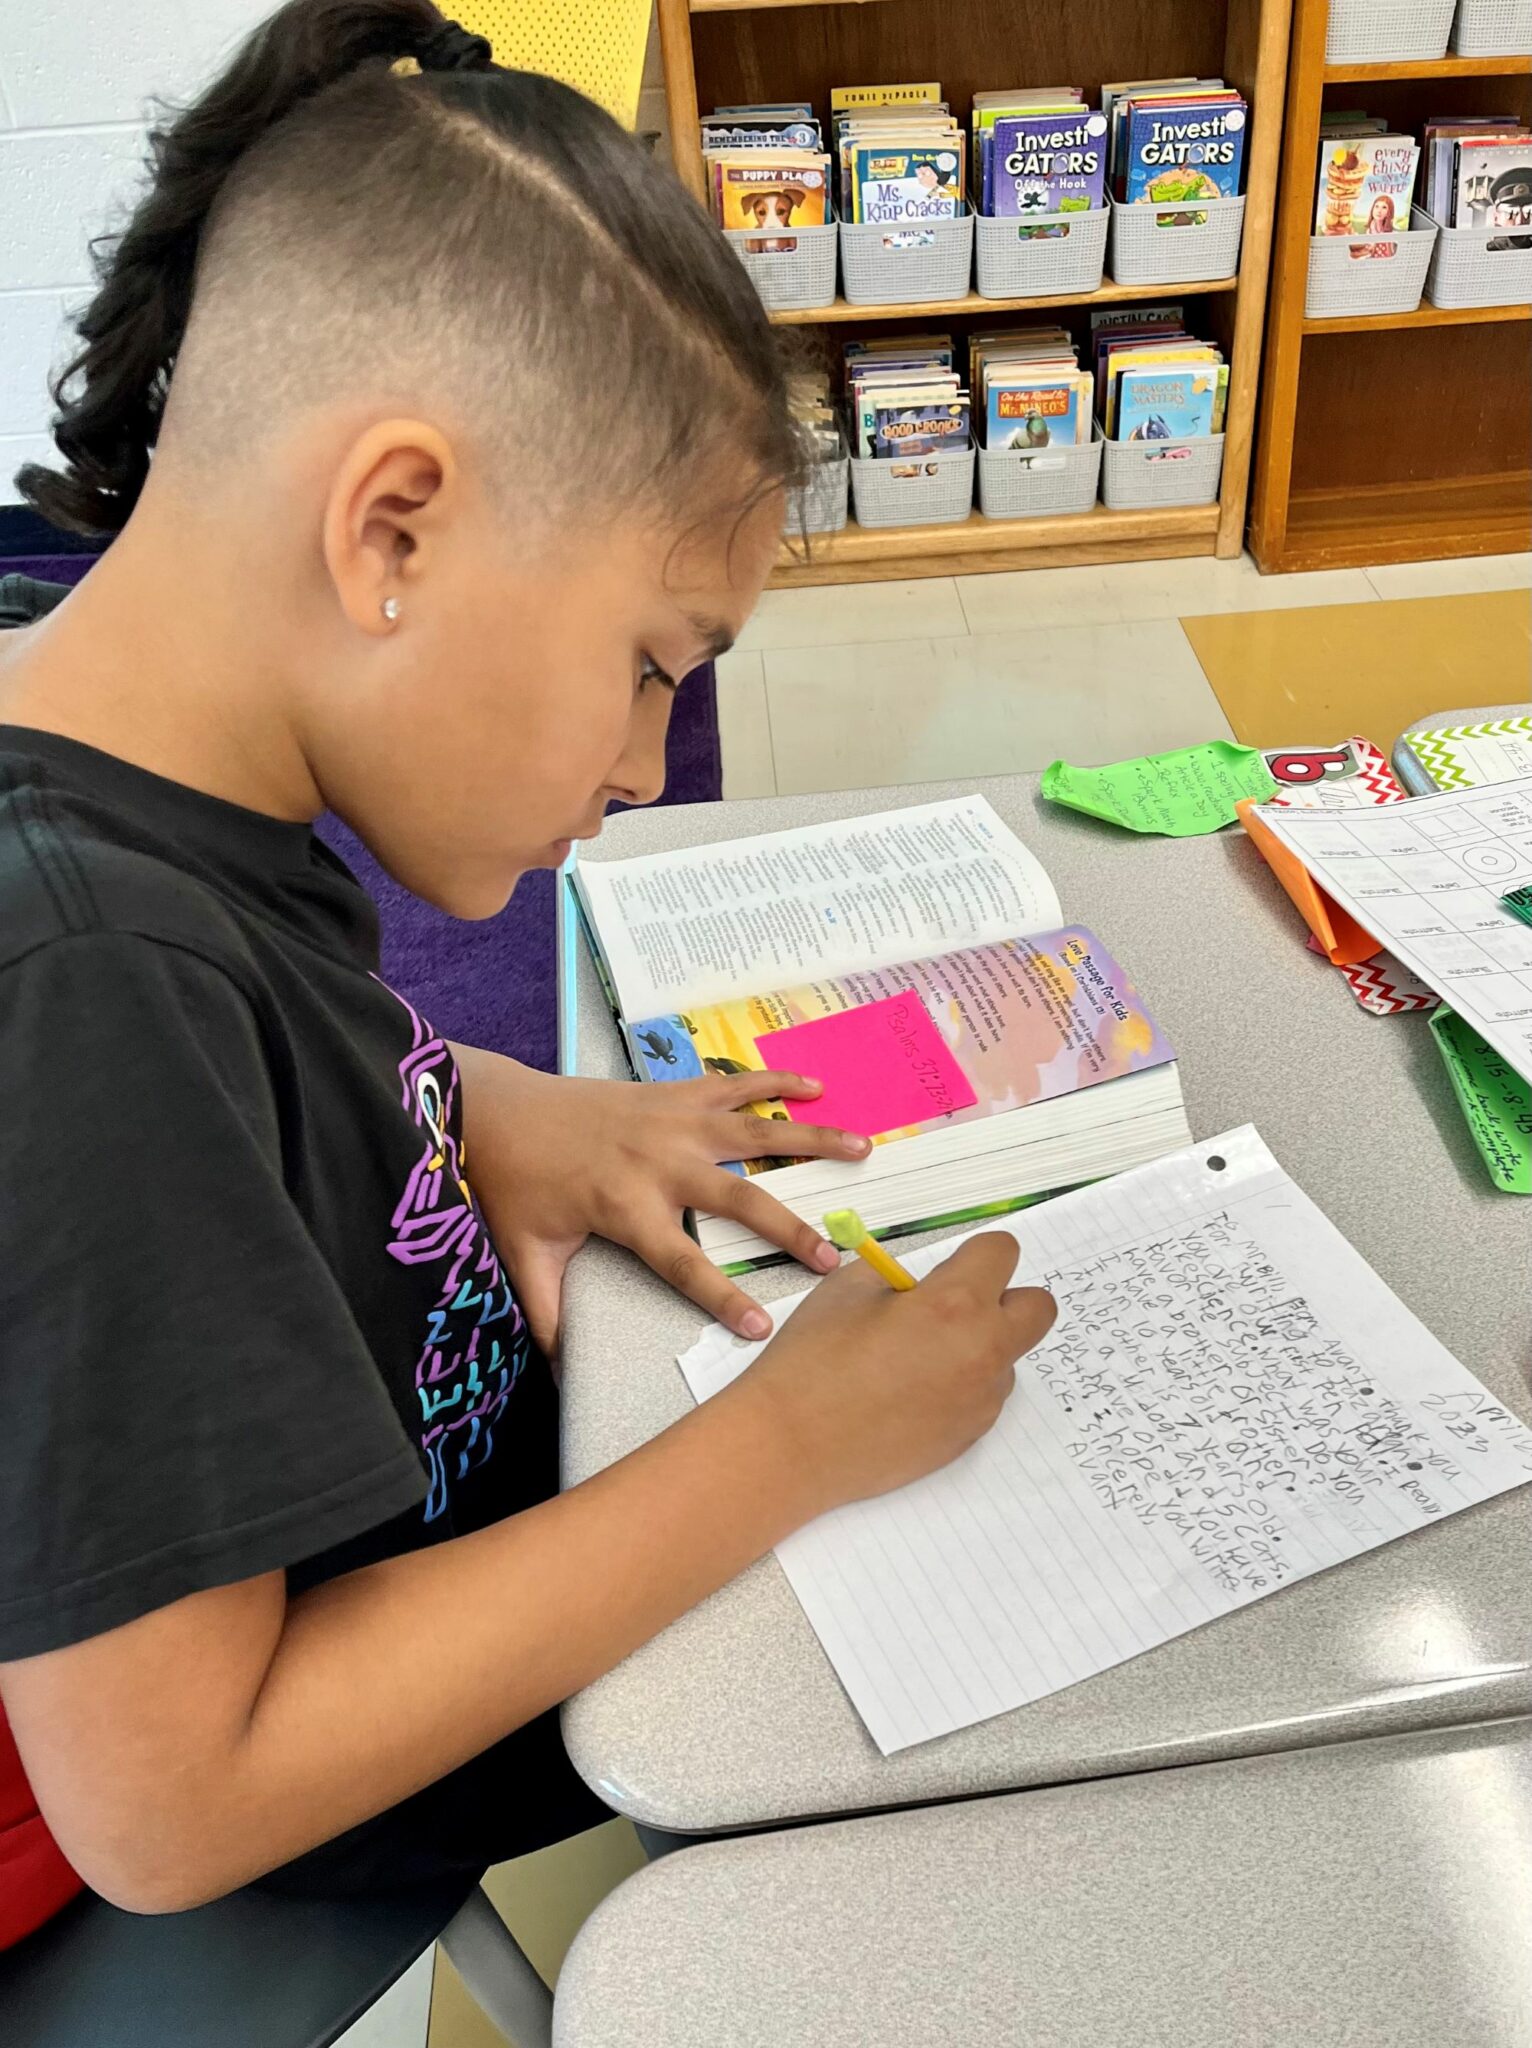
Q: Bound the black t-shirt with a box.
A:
[0,726,604,1891]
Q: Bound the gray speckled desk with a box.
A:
[558,777,1532,1834]
[552,1715,1532,2048]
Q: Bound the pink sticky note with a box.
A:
[755,992,976,1138]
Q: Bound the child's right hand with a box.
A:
[737,1235,1057,1517]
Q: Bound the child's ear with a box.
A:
[321,421,456,635]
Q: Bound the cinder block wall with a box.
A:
[2,4,671,509]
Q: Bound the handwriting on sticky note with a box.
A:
[1431,1007,1532,1195]
[755,992,977,1138]
[1042,741,1278,838]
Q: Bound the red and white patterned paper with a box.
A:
[1258,737,1425,1012]
[1305,935,1440,1016]
[1262,737,1408,809]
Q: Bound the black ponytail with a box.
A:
[17,2,491,537]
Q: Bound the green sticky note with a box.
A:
[1040,741,1279,838]
[1502,884,1532,930]
[1430,1007,1532,1195]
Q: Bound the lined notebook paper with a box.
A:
[679,1128,1532,1754]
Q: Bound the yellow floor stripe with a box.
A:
[1181,589,1531,752]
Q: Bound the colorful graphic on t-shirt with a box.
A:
[380,982,528,1521]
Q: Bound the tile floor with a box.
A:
[718,549,1531,801]
[345,543,1530,2048]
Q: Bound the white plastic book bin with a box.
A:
[724,217,838,315]
[785,453,850,538]
[839,213,974,306]
[849,443,976,528]
[1106,194,1246,286]
[1325,0,1455,62]
[977,432,1104,520]
[1305,224,1438,316]
[1098,423,1225,511]
[1451,0,1532,51]
[973,208,1108,299]
[1419,206,1532,306]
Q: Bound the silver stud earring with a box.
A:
[381,597,401,622]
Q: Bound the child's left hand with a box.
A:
[452,1047,869,1351]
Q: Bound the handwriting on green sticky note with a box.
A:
[1430,1007,1532,1195]
[1040,741,1278,839]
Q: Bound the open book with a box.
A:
[571,795,1191,1268]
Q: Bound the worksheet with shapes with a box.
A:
[1258,778,1532,1080]
[679,1128,1532,1754]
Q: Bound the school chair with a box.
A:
[0,1875,555,2048]
[456,0,651,127]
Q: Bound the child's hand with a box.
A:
[735,1233,1057,1513]
[452,1048,871,1352]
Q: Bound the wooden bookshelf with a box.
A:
[1249,0,1532,573]
[776,504,1219,586]
[1301,298,1532,332]
[656,0,1294,587]
[772,275,1240,327]
[1324,54,1532,80]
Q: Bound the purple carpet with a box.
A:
[318,676,721,1070]
[5,551,722,1071]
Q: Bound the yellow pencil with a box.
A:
[822,1208,918,1291]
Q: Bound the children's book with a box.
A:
[849,139,966,222]
[1115,363,1222,442]
[869,394,971,458]
[984,371,1091,452]
[1121,94,1247,204]
[1454,139,1532,240]
[988,110,1109,217]
[831,81,943,113]
[700,116,823,151]
[709,152,832,233]
[571,795,1191,1268]
[1314,135,1419,234]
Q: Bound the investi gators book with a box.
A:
[1122,95,1248,204]
[988,109,1109,217]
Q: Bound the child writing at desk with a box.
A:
[0,0,1055,1913]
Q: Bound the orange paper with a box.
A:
[1237,800,1381,966]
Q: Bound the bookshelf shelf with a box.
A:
[1324,55,1532,82]
[656,0,1294,587]
[690,0,885,11]
[775,504,1220,586]
[771,275,1240,328]
[1249,0,1532,573]
[1301,298,1532,333]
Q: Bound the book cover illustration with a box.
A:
[1456,143,1532,245]
[852,143,964,223]
[1315,136,1419,235]
[988,111,1108,217]
[1116,366,1219,442]
[628,930,1176,1176]
[1123,99,1246,205]
[701,118,823,151]
[986,378,1086,451]
[714,158,830,236]
[871,398,971,458]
